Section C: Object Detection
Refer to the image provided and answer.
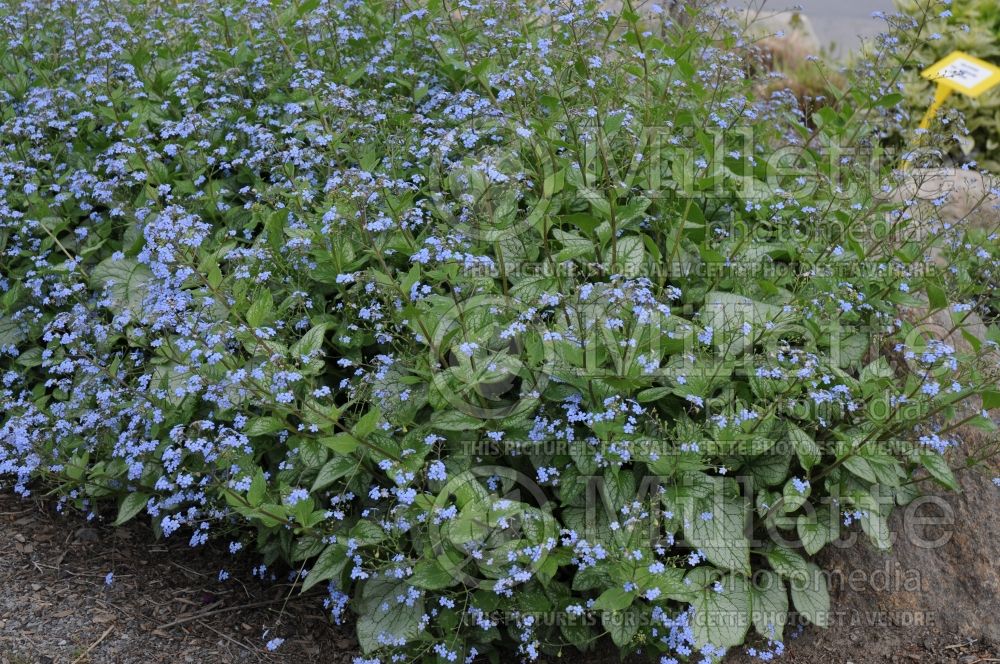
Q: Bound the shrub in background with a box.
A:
[0,0,997,662]
[896,0,1000,169]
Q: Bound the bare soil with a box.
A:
[2,428,997,663]
[0,492,354,664]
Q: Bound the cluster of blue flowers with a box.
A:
[0,0,996,661]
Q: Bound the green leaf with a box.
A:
[297,438,328,468]
[312,456,358,492]
[789,563,829,627]
[552,228,593,262]
[91,257,153,313]
[560,619,595,652]
[247,469,267,507]
[292,322,328,358]
[842,454,877,483]
[603,111,626,135]
[296,0,321,16]
[0,315,26,347]
[301,543,347,593]
[615,235,645,274]
[410,559,457,590]
[207,262,224,289]
[356,578,425,654]
[764,544,809,581]
[961,328,982,352]
[834,329,871,369]
[703,292,783,334]
[682,486,751,575]
[572,565,612,592]
[859,506,891,550]
[750,570,788,641]
[245,416,286,436]
[604,607,639,647]
[781,477,810,513]
[919,452,958,491]
[841,443,902,488]
[265,209,288,253]
[113,492,149,526]
[815,106,840,129]
[743,450,790,488]
[601,468,637,517]
[860,357,893,383]
[293,496,316,527]
[351,520,386,545]
[255,503,288,527]
[591,587,635,612]
[429,410,485,431]
[926,283,947,311]
[246,290,273,329]
[291,535,326,562]
[66,453,89,480]
[964,414,998,432]
[787,425,821,471]
[796,507,838,555]
[689,571,752,648]
[320,433,359,455]
[875,92,903,108]
[353,408,382,437]
[636,386,672,403]
[982,389,1000,411]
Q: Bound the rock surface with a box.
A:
[726,168,1000,662]
[726,444,1000,663]
[743,9,821,59]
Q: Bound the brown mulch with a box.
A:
[3,435,999,664]
[0,492,354,664]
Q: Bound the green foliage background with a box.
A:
[897,0,1000,169]
[0,0,997,661]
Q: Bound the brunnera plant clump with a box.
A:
[1,0,998,662]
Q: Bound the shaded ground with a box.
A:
[0,492,354,664]
[6,452,999,664]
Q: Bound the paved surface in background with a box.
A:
[736,0,897,54]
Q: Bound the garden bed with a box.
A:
[2,1,999,662]
[0,492,352,663]
[4,472,998,663]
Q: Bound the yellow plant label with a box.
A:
[921,51,1000,98]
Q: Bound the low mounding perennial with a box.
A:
[1,0,998,662]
